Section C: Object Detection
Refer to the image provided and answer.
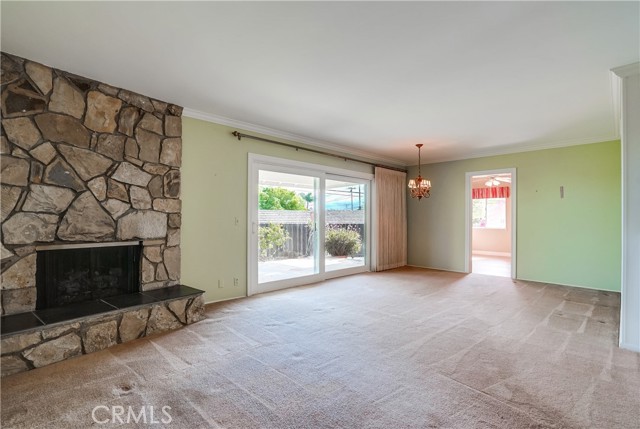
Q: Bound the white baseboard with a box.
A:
[405,264,469,274]
[204,295,245,306]
[619,342,640,353]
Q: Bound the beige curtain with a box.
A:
[375,167,407,271]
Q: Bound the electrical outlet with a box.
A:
[218,279,224,288]
[233,277,239,287]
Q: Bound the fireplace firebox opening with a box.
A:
[36,243,141,310]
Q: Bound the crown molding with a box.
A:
[182,107,408,168]
[610,63,639,139]
[610,70,622,141]
[611,62,640,78]
[184,108,619,168]
[423,134,620,165]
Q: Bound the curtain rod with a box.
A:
[232,131,407,173]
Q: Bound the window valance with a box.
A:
[472,186,510,199]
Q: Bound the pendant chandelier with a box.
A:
[408,144,431,200]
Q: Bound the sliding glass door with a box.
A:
[325,177,367,274]
[248,155,372,295]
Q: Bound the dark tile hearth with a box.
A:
[0,312,44,335]
[101,292,158,309]
[1,285,203,336]
[141,284,202,300]
[34,300,116,325]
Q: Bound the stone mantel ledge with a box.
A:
[34,240,141,251]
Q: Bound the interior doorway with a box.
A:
[465,168,516,278]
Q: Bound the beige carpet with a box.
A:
[2,267,639,428]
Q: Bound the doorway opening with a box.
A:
[465,169,516,278]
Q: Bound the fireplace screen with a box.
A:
[36,244,141,309]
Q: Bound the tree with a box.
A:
[259,187,306,210]
[299,192,314,209]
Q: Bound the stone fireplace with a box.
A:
[0,52,205,376]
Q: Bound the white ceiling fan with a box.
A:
[485,176,511,187]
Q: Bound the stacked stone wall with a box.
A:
[1,52,184,315]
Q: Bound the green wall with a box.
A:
[183,118,621,299]
[181,117,373,303]
[407,140,621,291]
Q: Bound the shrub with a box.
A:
[258,223,289,259]
[325,227,362,257]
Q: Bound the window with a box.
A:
[472,198,506,229]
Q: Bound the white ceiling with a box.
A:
[1,2,638,166]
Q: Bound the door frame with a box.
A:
[247,153,373,296]
[464,168,517,278]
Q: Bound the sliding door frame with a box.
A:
[247,153,373,296]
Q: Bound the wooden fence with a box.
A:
[259,222,364,258]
